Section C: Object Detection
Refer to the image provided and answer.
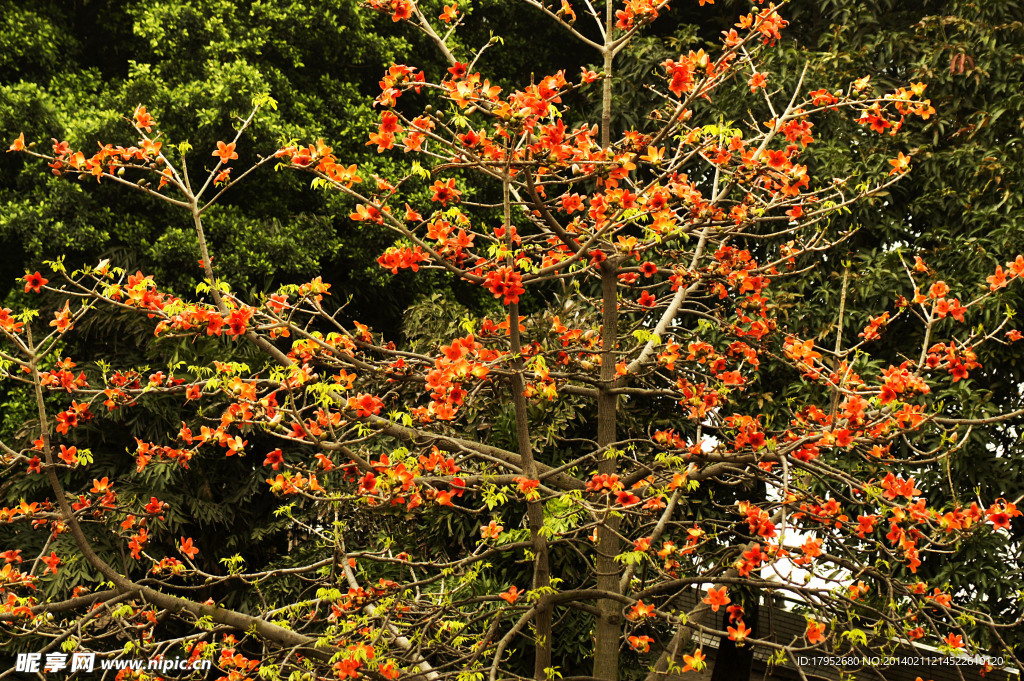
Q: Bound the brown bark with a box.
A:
[505,165,553,679]
[592,264,622,680]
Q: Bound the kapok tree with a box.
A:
[4,1,1023,680]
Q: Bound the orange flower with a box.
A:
[558,0,577,22]
[50,300,73,333]
[1008,254,1024,277]
[727,620,751,643]
[7,133,25,153]
[41,551,61,574]
[141,139,162,156]
[58,445,78,465]
[801,538,823,558]
[764,148,790,170]
[888,151,911,175]
[499,585,521,604]
[640,146,665,164]
[987,265,1008,290]
[943,632,964,649]
[627,599,655,620]
[24,271,48,293]
[133,105,155,132]
[702,587,731,612]
[928,280,949,299]
[627,635,654,652]
[681,648,706,672]
[986,499,1021,530]
[213,141,239,163]
[806,620,826,644]
[263,449,284,470]
[430,178,461,205]
[180,537,199,560]
[439,3,459,23]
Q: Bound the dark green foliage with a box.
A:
[744,0,1024,655]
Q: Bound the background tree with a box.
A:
[594,0,1024,658]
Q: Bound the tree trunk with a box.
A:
[709,596,758,681]
[592,264,622,680]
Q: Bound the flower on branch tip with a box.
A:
[627,635,653,652]
[263,448,284,470]
[764,148,790,171]
[639,146,664,164]
[24,271,48,293]
[928,280,949,299]
[481,519,503,539]
[987,265,1008,290]
[58,445,77,465]
[41,551,60,575]
[439,3,458,23]
[499,585,520,604]
[144,496,167,516]
[7,133,25,152]
[213,141,238,163]
[180,537,199,560]
[889,151,911,175]
[370,0,412,22]
[512,476,540,500]
[484,267,525,306]
[430,178,461,205]
[702,586,730,612]
[50,300,73,333]
[141,139,162,157]
[557,0,576,23]
[806,620,826,644]
[682,649,706,673]
[986,499,1021,530]
[134,105,154,132]
[728,620,751,643]
[627,599,655,620]
[447,62,468,80]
